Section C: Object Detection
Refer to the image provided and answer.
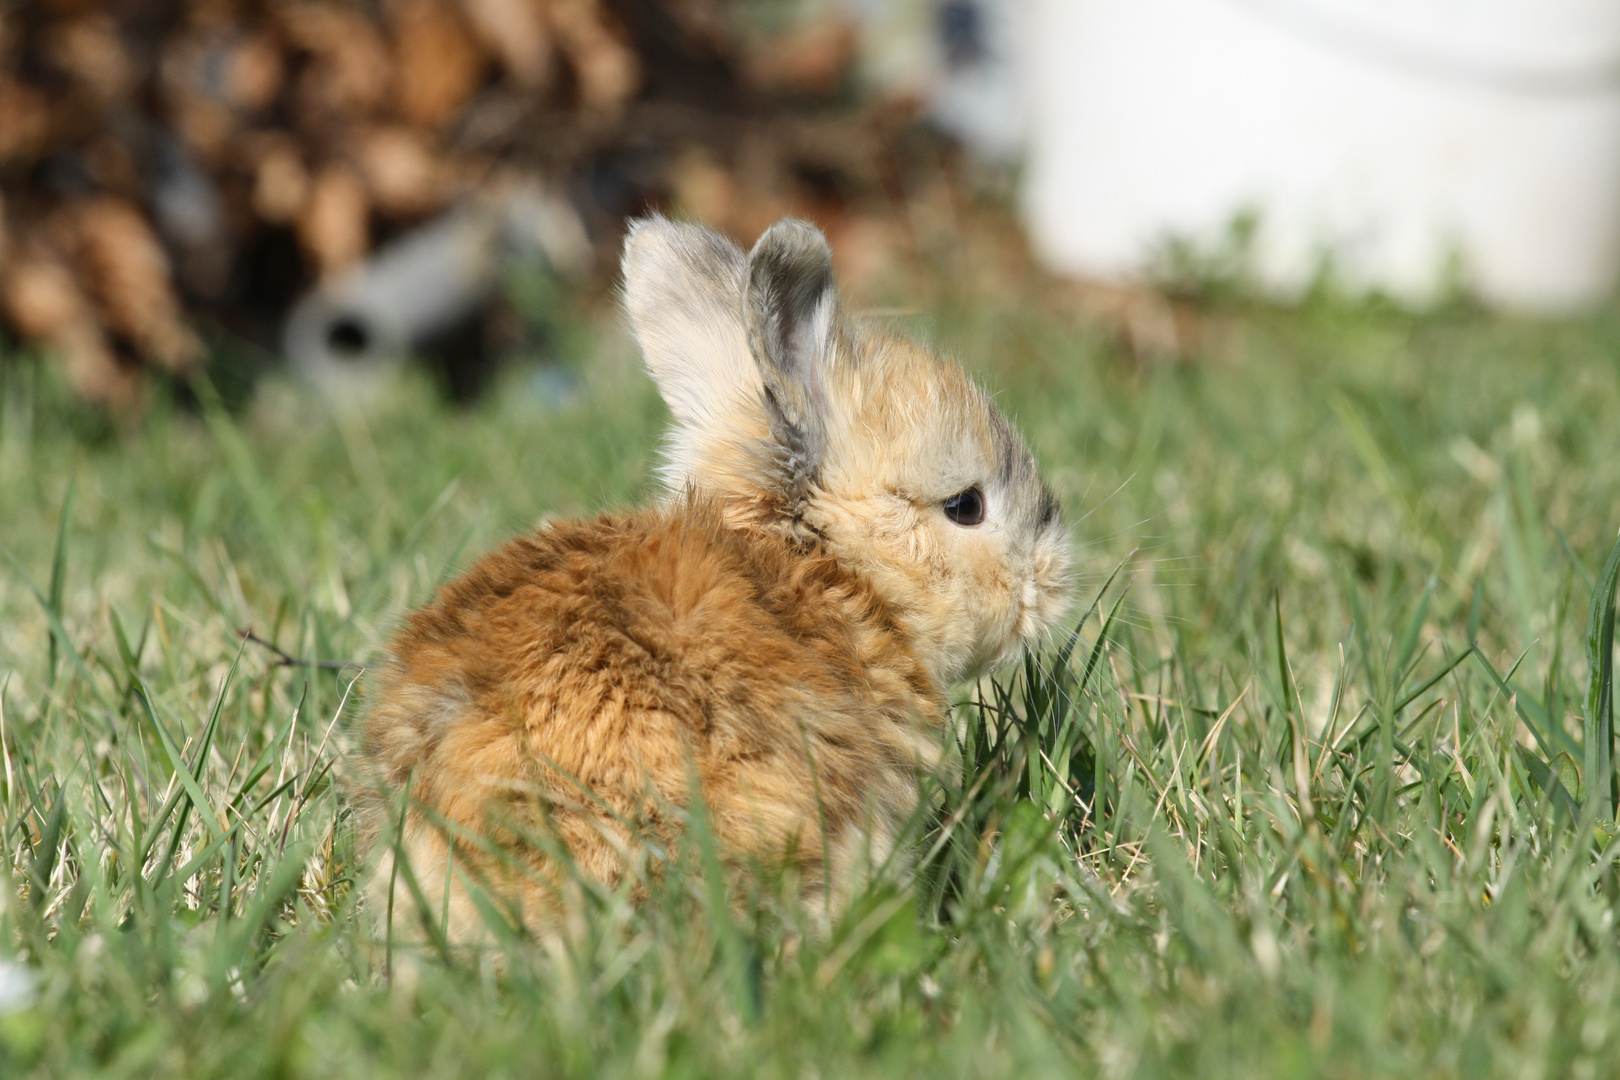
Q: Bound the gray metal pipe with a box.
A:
[283,187,589,396]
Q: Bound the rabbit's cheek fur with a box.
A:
[947,541,1026,676]
[806,494,1026,686]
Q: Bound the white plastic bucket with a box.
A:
[1020,0,1620,310]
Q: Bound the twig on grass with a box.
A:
[238,628,368,672]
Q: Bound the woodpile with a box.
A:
[0,0,958,408]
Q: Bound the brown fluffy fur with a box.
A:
[359,216,1070,943]
[363,499,940,938]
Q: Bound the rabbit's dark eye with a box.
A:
[943,486,985,527]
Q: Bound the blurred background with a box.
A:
[4,0,1620,411]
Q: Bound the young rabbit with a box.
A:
[360,216,1071,941]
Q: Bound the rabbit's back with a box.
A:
[362,496,945,932]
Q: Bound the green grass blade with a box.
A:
[1470,648,1578,759]
[1395,647,1476,716]
[46,475,74,685]
[194,638,248,787]
[1394,575,1437,684]
[131,677,227,846]
[25,786,67,912]
[1518,746,1581,822]
[0,540,112,713]
[1583,531,1620,820]
[1079,591,1129,697]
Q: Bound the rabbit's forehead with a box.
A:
[840,352,983,454]
[837,341,1043,501]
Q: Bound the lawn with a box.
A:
[2,277,1620,1078]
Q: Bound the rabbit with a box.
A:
[358,216,1072,944]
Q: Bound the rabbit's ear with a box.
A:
[621,216,756,432]
[745,219,841,484]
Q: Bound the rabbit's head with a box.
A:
[623,216,1070,685]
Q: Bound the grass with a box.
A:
[2,282,1620,1078]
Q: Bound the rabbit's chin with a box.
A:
[923,595,1069,687]
[969,614,1069,682]
[972,576,1075,679]
[846,561,1072,689]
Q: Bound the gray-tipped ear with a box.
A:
[621,215,754,431]
[745,219,840,475]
